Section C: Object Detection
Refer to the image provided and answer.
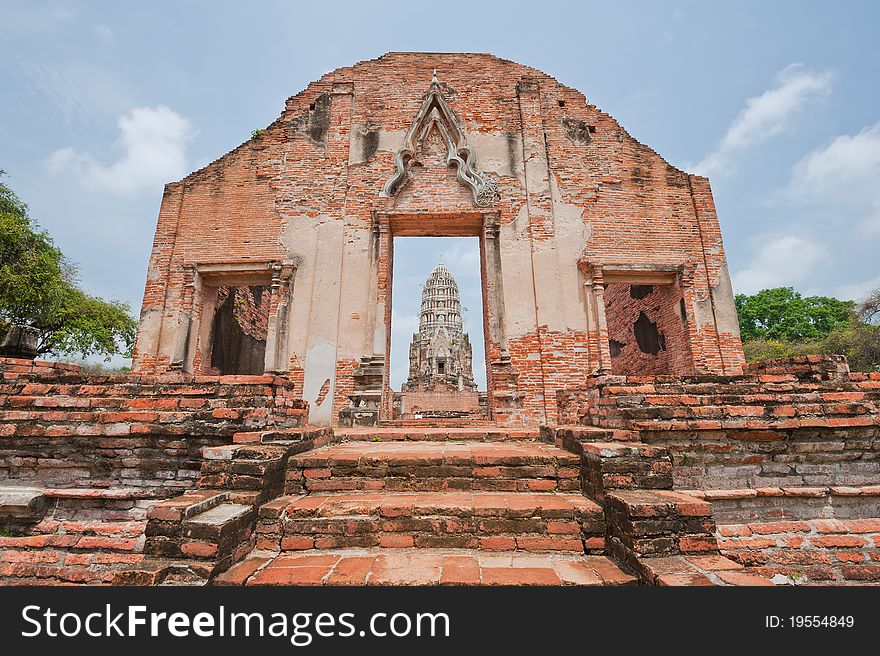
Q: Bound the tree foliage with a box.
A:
[735,287,854,341]
[0,171,136,359]
[737,286,880,372]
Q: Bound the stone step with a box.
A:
[231,427,333,445]
[0,486,46,525]
[542,425,634,443]
[199,443,291,501]
[256,492,604,553]
[181,503,255,559]
[638,554,773,586]
[0,486,168,526]
[215,548,638,586]
[544,425,674,500]
[286,441,580,493]
[145,491,256,568]
[605,489,719,575]
[335,427,540,441]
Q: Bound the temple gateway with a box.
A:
[1,53,877,587]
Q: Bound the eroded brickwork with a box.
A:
[605,283,692,375]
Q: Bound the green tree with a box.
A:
[735,287,854,341]
[737,285,880,372]
[822,321,880,372]
[0,171,137,359]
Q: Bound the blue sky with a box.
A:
[2,0,878,377]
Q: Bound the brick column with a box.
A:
[132,184,185,372]
[170,263,197,371]
[516,78,563,422]
[376,217,393,422]
[579,261,612,374]
[264,260,297,373]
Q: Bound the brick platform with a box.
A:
[218,549,636,586]
[554,356,880,586]
[13,356,879,586]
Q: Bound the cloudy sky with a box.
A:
[2,1,878,381]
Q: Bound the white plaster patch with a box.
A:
[710,262,741,336]
[499,203,539,338]
[550,174,590,331]
[303,337,337,426]
[278,213,332,258]
[133,309,162,364]
[468,132,522,178]
[373,302,387,355]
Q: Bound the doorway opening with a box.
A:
[208,284,270,375]
[389,236,489,421]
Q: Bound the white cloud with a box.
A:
[833,274,880,303]
[437,240,480,271]
[785,121,880,232]
[732,235,827,295]
[693,64,831,177]
[47,106,194,195]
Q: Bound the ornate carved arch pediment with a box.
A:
[382,72,499,207]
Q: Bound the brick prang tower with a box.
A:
[403,264,477,392]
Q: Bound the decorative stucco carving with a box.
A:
[561,117,592,146]
[382,71,499,207]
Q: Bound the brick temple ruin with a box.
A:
[1,53,878,586]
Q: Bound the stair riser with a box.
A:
[279,517,600,535]
[144,504,257,562]
[300,465,576,476]
[144,528,254,561]
[287,460,581,493]
[255,507,605,553]
[257,533,599,553]
[292,478,580,493]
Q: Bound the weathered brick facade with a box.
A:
[131,52,744,427]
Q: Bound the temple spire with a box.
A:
[404,264,476,392]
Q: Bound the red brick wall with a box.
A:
[0,358,307,489]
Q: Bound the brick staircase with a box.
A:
[0,356,773,588]
[222,429,633,586]
[203,425,766,586]
[1,424,769,586]
[552,357,880,585]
